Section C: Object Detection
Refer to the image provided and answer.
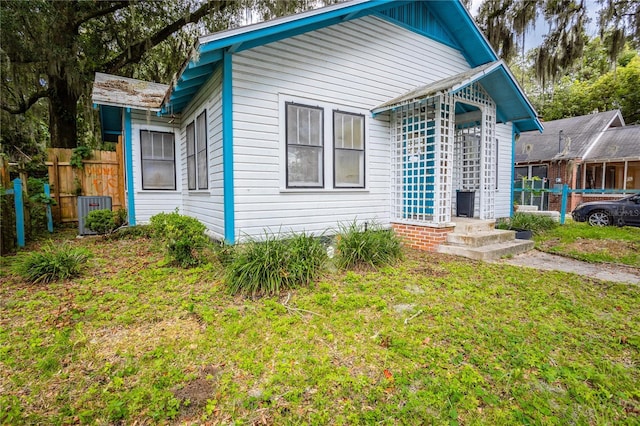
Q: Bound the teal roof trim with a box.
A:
[98,105,122,143]
[162,0,497,114]
[377,1,459,50]
[372,61,542,133]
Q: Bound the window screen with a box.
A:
[334,111,364,188]
[141,130,176,190]
[286,103,324,188]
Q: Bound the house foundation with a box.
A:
[391,222,454,252]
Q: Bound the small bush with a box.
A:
[226,232,327,297]
[149,211,209,267]
[85,209,126,235]
[13,242,91,284]
[335,221,403,269]
[495,212,558,235]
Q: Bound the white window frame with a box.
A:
[333,110,365,188]
[186,110,208,190]
[140,130,176,190]
[286,102,324,188]
[279,95,368,192]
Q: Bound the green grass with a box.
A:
[536,221,640,267]
[1,232,639,424]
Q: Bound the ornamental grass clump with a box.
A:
[226,232,327,297]
[13,242,91,284]
[149,211,209,267]
[496,212,559,235]
[335,221,402,269]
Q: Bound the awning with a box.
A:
[371,61,543,133]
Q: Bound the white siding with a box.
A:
[130,110,182,223]
[231,15,470,239]
[179,67,225,239]
[495,122,514,218]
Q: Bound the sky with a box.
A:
[469,0,600,52]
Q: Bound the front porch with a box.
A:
[371,61,542,256]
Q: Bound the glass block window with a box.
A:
[334,111,365,188]
[286,103,324,188]
[140,130,176,190]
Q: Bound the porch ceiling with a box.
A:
[371,61,543,133]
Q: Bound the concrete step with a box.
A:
[452,219,495,234]
[437,238,535,261]
[446,229,516,247]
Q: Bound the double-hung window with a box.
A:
[286,103,324,188]
[333,111,365,188]
[187,111,208,190]
[140,130,176,190]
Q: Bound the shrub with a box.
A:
[109,224,154,240]
[149,211,209,267]
[85,209,127,235]
[335,221,403,269]
[13,242,91,284]
[226,232,327,297]
[495,212,558,235]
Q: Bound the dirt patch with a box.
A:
[497,250,640,284]
[173,365,222,421]
[541,238,638,258]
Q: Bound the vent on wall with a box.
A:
[78,196,112,235]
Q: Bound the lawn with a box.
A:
[1,228,639,424]
[535,221,640,267]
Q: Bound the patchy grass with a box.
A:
[536,221,640,267]
[1,232,639,425]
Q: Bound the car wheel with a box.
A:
[587,210,611,226]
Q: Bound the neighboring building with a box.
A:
[515,110,639,211]
[92,0,541,251]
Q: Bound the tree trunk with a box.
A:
[48,75,78,149]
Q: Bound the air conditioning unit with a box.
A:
[78,196,112,235]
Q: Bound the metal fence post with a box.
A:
[44,183,54,233]
[13,178,25,247]
[560,184,568,225]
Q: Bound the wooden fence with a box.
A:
[46,141,125,223]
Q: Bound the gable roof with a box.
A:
[515,110,625,163]
[372,61,542,132]
[161,0,498,115]
[584,126,640,161]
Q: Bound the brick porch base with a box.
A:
[391,222,455,252]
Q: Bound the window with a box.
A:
[140,130,176,190]
[286,103,323,188]
[333,111,365,188]
[186,111,208,190]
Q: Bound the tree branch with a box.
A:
[102,0,233,73]
[1,89,50,114]
[73,1,133,30]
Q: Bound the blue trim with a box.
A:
[510,126,517,216]
[44,183,53,233]
[374,12,460,51]
[13,178,25,247]
[124,108,136,226]
[222,50,235,243]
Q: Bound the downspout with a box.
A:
[222,50,235,243]
[124,108,136,225]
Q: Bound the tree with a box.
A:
[475,0,639,84]
[1,0,323,150]
[1,1,238,149]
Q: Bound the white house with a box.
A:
[92,0,542,251]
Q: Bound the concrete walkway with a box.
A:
[496,250,640,285]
